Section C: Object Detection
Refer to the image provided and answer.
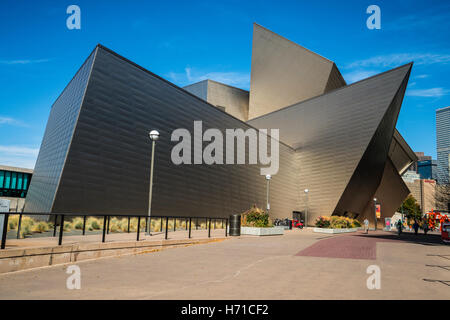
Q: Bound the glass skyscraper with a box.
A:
[436,106,450,184]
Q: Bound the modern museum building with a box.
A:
[24,24,417,227]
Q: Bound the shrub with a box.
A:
[315,216,331,228]
[351,220,362,228]
[63,221,73,231]
[315,216,360,229]
[8,215,20,230]
[241,205,272,228]
[71,217,84,230]
[87,218,101,230]
[330,216,351,229]
[32,221,50,233]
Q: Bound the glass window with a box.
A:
[11,172,17,189]
[0,171,4,188]
[4,171,11,189]
[23,174,29,190]
[17,173,23,190]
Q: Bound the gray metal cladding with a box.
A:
[359,158,410,227]
[25,50,96,213]
[248,64,412,223]
[49,46,298,218]
[248,23,339,119]
[333,67,410,217]
[389,129,418,174]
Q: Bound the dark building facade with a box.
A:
[25,25,416,226]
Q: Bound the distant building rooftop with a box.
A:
[0,165,33,174]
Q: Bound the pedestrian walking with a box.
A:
[364,218,369,234]
[396,219,403,236]
[423,220,429,235]
[413,220,419,235]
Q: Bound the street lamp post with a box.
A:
[373,198,378,231]
[265,174,271,214]
[147,130,160,236]
[304,189,309,228]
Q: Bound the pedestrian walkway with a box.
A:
[1,229,449,299]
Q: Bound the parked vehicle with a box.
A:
[442,222,450,243]
[292,219,304,229]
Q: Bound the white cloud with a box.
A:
[0,59,50,65]
[406,88,449,98]
[415,74,429,79]
[0,145,38,169]
[0,116,26,127]
[167,67,250,89]
[342,70,378,84]
[345,53,450,69]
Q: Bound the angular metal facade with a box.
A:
[27,46,298,218]
[25,50,96,213]
[25,25,416,226]
[248,24,346,120]
[248,64,412,223]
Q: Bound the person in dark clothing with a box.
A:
[396,219,403,236]
[413,220,419,235]
[423,220,429,235]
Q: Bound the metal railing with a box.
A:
[0,212,229,249]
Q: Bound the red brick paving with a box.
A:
[296,231,394,260]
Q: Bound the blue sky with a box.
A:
[0,0,449,168]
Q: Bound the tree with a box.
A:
[399,195,422,222]
[435,183,450,212]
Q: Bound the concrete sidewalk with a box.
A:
[0,229,449,299]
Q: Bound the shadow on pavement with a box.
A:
[353,231,446,246]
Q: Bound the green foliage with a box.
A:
[315,216,331,228]
[351,219,362,228]
[241,205,272,228]
[31,221,50,233]
[87,218,101,230]
[72,217,84,230]
[63,221,73,231]
[315,216,360,229]
[399,195,422,223]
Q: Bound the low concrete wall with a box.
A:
[313,227,359,234]
[241,226,284,236]
[0,238,225,274]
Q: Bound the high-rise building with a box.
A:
[436,106,450,184]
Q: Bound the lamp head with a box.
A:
[149,130,160,141]
[304,189,309,193]
[265,174,271,180]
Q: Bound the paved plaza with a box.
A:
[0,229,449,299]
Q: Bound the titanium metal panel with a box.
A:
[248,64,412,224]
[25,50,96,213]
[389,129,418,174]
[184,80,250,122]
[360,158,410,227]
[334,70,410,217]
[248,24,345,119]
[50,46,298,218]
